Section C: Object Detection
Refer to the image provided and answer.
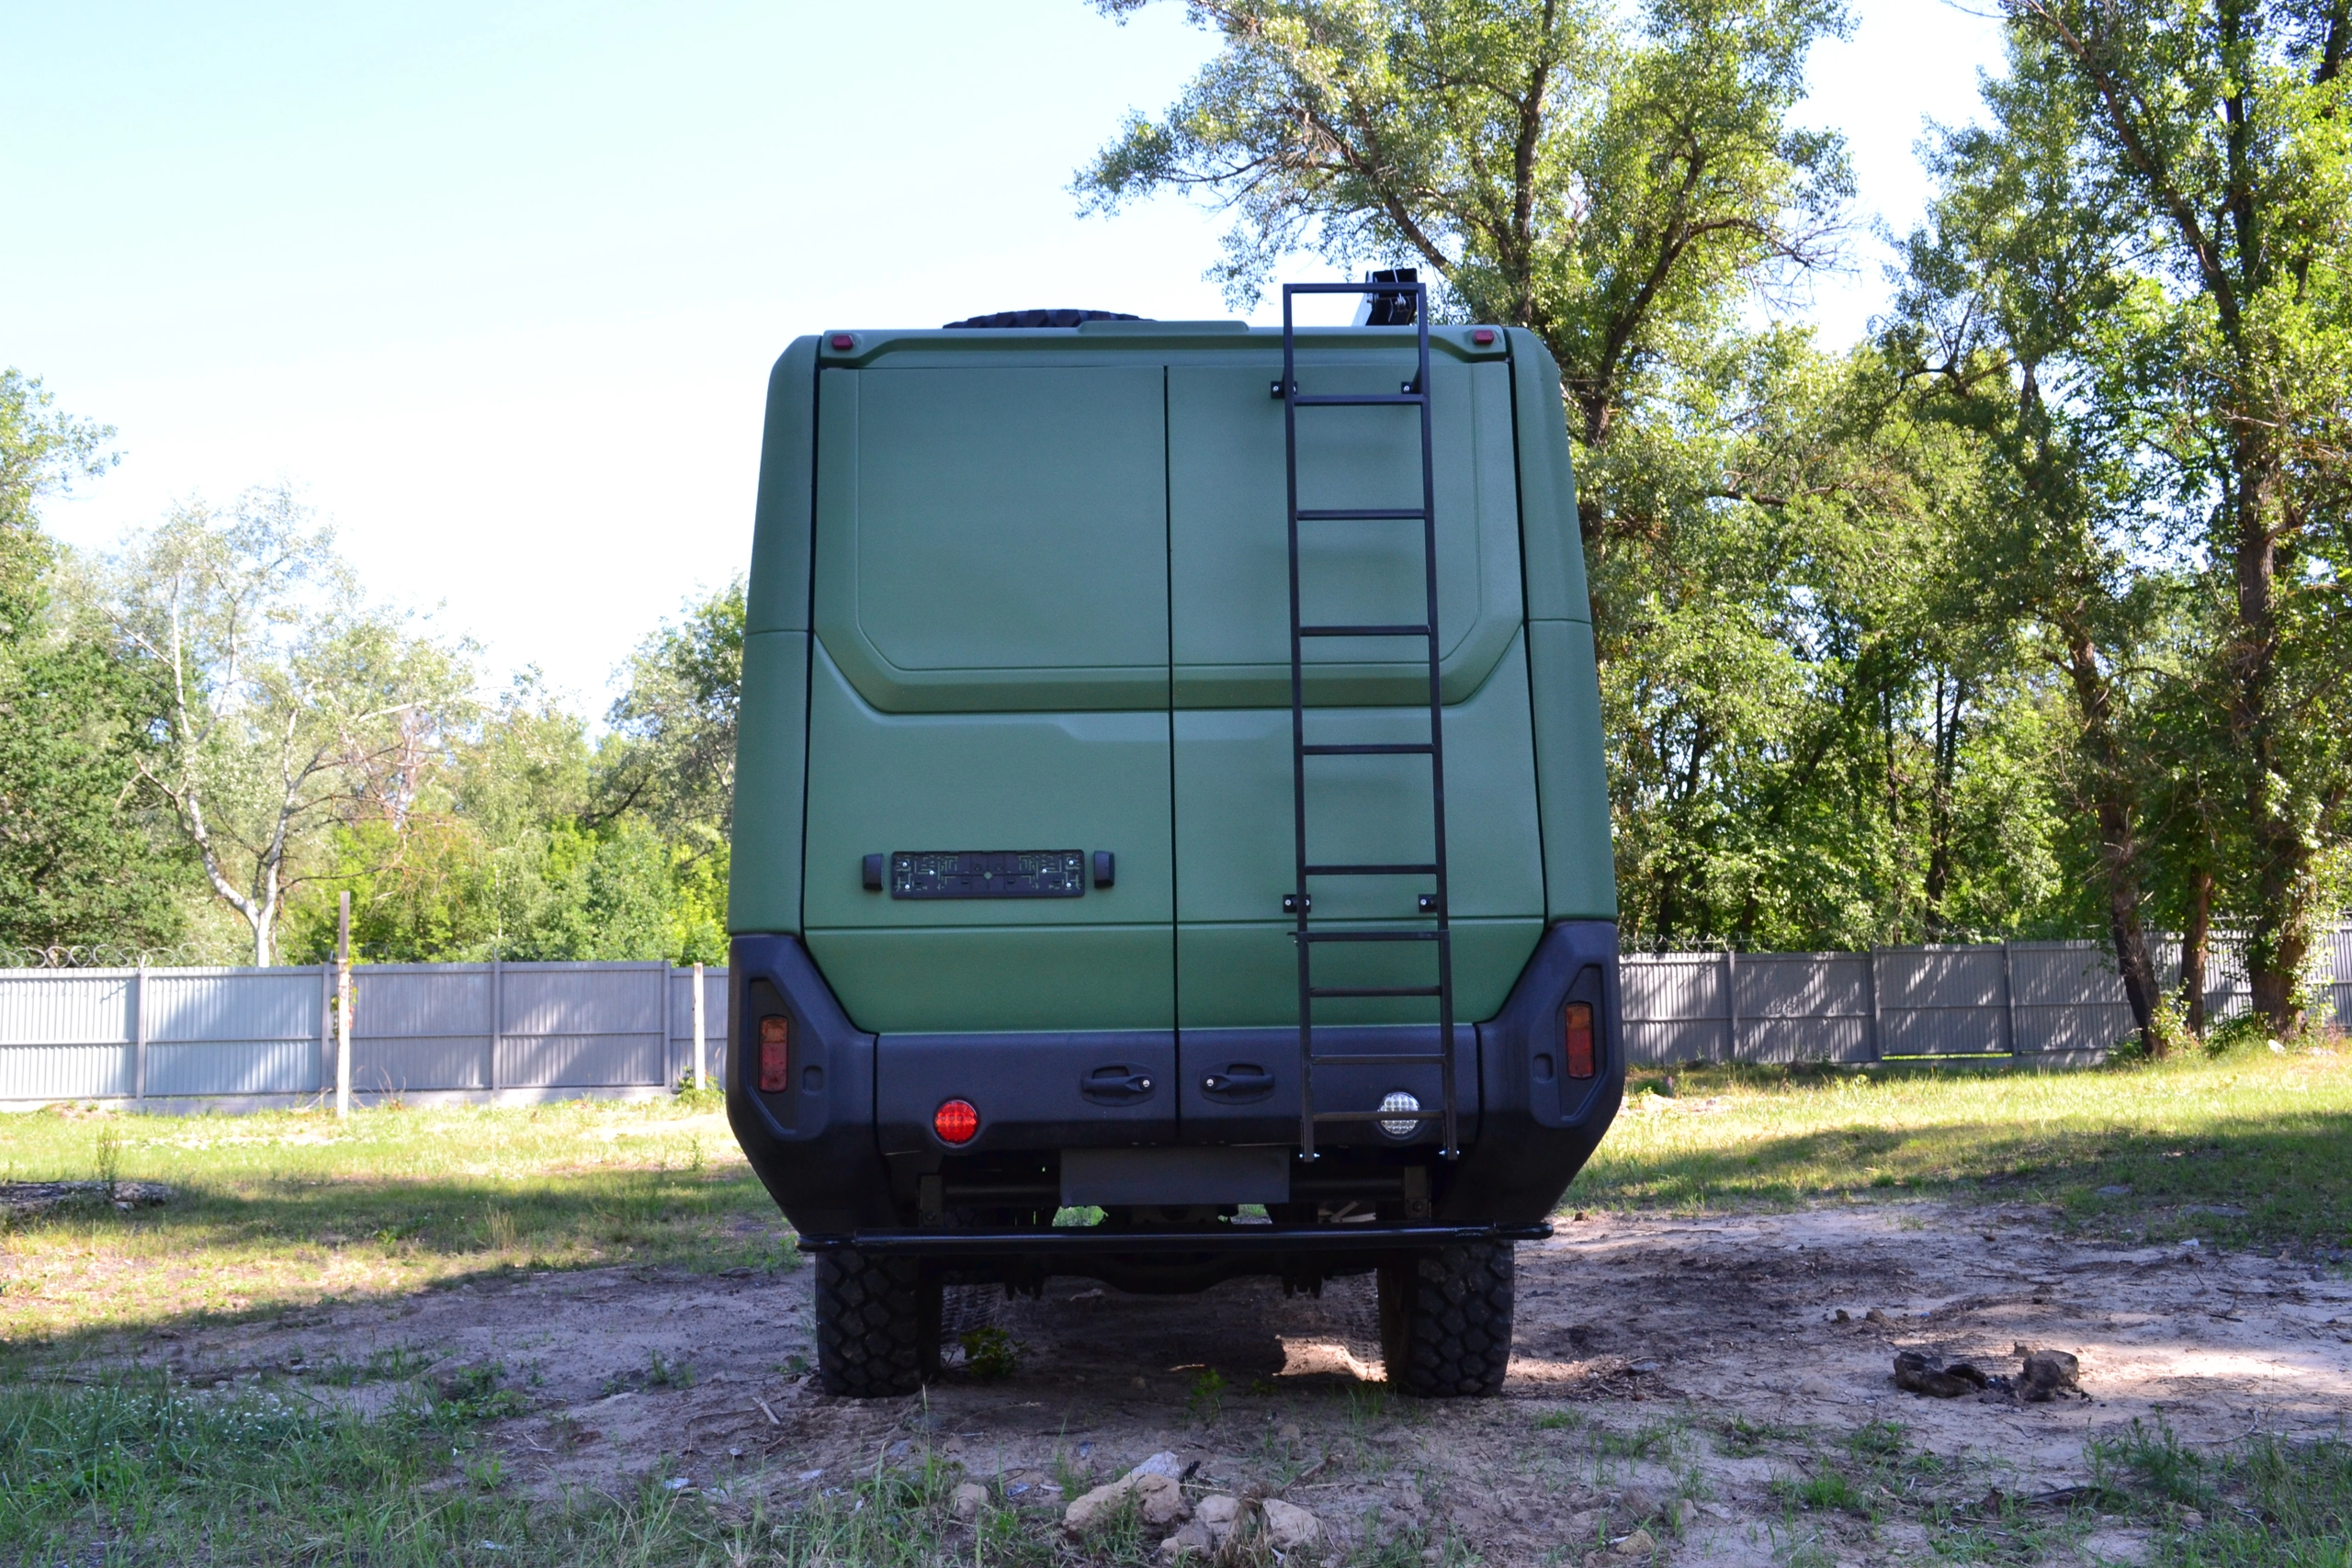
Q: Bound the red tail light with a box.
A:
[1564,1002,1597,1079]
[933,1099,979,1145]
[758,1015,789,1092]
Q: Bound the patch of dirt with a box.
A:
[89,1203,2352,1563]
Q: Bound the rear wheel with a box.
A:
[1377,1240,1515,1396]
[814,1248,924,1396]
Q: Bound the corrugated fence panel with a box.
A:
[352,965,489,1093]
[2008,943,2129,1056]
[2332,928,2351,1028]
[1620,954,1724,1066]
[0,970,133,1045]
[1738,953,1874,1064]
[503,964,663,1036]
[1879,948,2007,1056]
[0,1043,133,1100]
[147,969,319,1044]
[146,1041,316,1097]
[500,1033,664,1089]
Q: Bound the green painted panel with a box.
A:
[1176,919,1543,1028]
[809,926,1175,1033]
[812,366,1170,713]
[1167,357,1522,707]
[745,337,820,636]
[801,642,1173,930]
[1508,331,1592,625]
[1172,635,1544,926]
[728,631,809,934]
[1527,619,1617,919]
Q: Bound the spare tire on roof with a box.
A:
[941,309,1143,329]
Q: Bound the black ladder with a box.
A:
[1277,278,1458,1160]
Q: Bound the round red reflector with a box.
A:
[933,1099,979,1145]
[1472,327,1497,345]
[829,332,855,351]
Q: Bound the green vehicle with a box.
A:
[726,280,1623,1398]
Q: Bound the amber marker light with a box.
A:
[933,1099,979,1145]
[758,1015,790,1092]
[1564,1001,1597,1079]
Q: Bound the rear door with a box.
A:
[1166,346,1542,1141]
[800,363,1177,1145]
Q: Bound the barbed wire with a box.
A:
[5,943,208,971]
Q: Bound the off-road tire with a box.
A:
[1377,1240,1515,1397]
[814,1248,924,1397]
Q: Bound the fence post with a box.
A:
[487,957,503,1095]
[1867,947,1883,1064]
[334,892,352,1119]
[132,957,148,1104]
[1723,947,1737,1064]
[2001,941,2017,1055]
[692,961,707,1092]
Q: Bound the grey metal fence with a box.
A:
[2,926,2345,1109]
[0,962,729,1111]
[1620,927,2352,1067]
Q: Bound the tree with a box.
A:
[604,578,743,854]
[0,371,189,955]
[1982,0,2352,1033]
[1889,52,2202,1053]
[1079,0,2123,957]
[1078,0,1851,519]
[99,488,473,965]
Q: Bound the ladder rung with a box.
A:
[1301,742,1432,757]
[1301,930,1444,943]
[1294,393,1424,406]
[1295,508,1427,521]
[1312,1109,1438,1123]
[1299,623,1430,637]
[1309,986,1443,998]
[1308,1053,1450,1068]
[1304,863,1438,876]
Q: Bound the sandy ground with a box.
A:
[115,1201,2352,1564]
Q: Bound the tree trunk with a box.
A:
[2064,637,2168,1055]
[2180,865,2212,1037]
[2228,452,2309,1036]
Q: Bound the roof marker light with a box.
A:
[1472,328,1498,345]
[829,333,856,351]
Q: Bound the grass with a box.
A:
[1573,1035,2352,1250]
[2091,1421,2352,1568]
[0,1098,791,1353]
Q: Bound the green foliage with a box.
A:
[0,369,189,954]
[1914,2,2352,1029]
[94,488,476,965]
[959,1326,1019,1382]
[276,585,744,966]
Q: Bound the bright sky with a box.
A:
[4,0,2004,713]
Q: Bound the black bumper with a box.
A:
[795,1221,1554,1256]
[725,919,1623,1244]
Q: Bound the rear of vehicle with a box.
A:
[726,305,1622,1397]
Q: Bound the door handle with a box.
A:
[1201,1065,1276,1103]
[1080,1066,1156,1105]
